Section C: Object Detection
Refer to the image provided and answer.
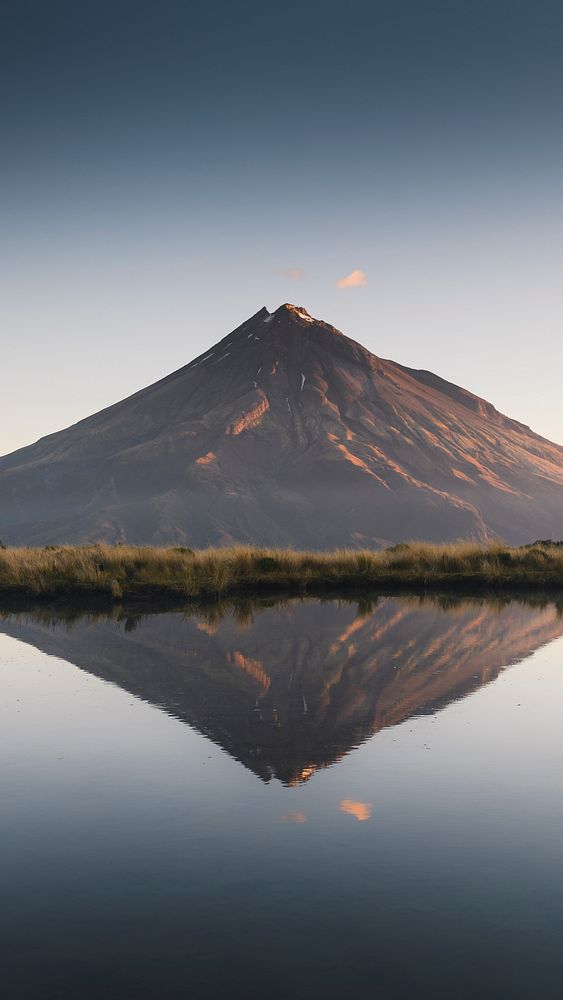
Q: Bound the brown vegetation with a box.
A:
[0,541,563,602]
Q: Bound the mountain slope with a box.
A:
[0,302,562,546]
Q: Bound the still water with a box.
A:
[1,594,563,999]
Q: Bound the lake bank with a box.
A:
[1,541,563,603]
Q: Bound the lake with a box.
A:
[1,594,563,999]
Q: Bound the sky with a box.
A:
[1,0,563,454]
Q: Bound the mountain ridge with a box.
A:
[1,303,562,547]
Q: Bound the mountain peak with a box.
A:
[274,303,316,324]
[1,302,562,548]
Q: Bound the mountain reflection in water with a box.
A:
[1,594,562,785]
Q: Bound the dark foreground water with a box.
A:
[1,595,563,999]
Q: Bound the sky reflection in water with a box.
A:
[1,594,563,999]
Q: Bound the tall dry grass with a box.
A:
[0,541,562,600]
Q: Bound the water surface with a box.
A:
[1,595,563,998]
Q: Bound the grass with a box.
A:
[0,541,563,603]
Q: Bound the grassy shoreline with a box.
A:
[1,541,563,603]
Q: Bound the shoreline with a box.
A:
[1,542,563,604]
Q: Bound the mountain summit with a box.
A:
[1,304,562,546]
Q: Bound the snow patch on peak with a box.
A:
[277,303,316,323]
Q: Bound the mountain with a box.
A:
[1,302,562,546]
[1,596,561,785]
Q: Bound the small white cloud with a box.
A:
[277,267,305,280]
[336,269,367,289]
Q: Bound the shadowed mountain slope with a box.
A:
[1,596,562,784]
[1,303,562,546]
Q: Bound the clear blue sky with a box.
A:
[2,0,562,453]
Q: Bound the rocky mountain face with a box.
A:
[1,596,561,785]
[0,302,562,546]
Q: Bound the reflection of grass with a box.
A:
[0,541,563,601]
